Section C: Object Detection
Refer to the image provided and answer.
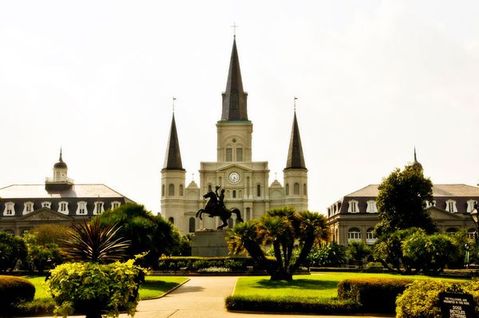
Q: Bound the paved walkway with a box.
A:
[129,276,392,318]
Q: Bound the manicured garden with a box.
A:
[226,272,471,314]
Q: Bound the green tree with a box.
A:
[227,208,328,281]
[96,203,185,268]
[346,240,372,268]
[30,224,70,245]
[375,163,436,237]
[306,242,347,267]
[23,233,63,273]
[0,231,27,272]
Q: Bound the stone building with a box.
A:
[0,151,133,235]
[161,37,308,234]
[327,156,479,245]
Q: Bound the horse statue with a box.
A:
[196,189,243,230]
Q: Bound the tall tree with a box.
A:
[375,162,436,237]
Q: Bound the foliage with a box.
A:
[346,240,372,267]
[227,208,328,280]
[225,295,360,314]
[15,298,56,316]
[0,275,35,310]
[23,233,63,273]
[30,224,70,245]
[396,280,479,318]
[157,256,252,271]
[61,218,129,263]
[96,203,186,268]
[447,230,478,267]
[0,231,27,272]
[306,242,347,267]
[337,278,412,313]
[375,163,436,237]
[46,260,147,318]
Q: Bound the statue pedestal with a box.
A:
[191,230,228,257]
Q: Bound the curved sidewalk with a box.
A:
[131,276,392,318]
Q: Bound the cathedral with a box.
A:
[161,38,308,234]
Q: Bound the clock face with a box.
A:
[228,171,240,184]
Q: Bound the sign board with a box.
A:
[439,292,475,318]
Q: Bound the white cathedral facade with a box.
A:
[161,38,308,234]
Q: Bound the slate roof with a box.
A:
[0,184,128,199]
[345,184,479,198]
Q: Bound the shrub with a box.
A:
[307,242,347,267]
[15,298,56,316]
[225,295,360,314]
[337,278,412,313]
[362,262,384,273]
[158,256,252,271]
[46,260,147,318]
[0,231,28,272]
[396,280,479,318]
[0,275,35,309]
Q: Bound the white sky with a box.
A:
[1,0,478,215]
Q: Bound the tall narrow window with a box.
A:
[246,177,250,196]
[168,184,175,196]
[446,200,457,213]
[76,201,88,215]
[348,200,359,213]
[162,185,165,196]
[93,201,104,215]
[58,201,69,214]
[189,217,196,233]
[179,184,184,196]
[366,200,377,213]
[256,184,261,197]
[303,184,307,195]
[285,184,289,195]
[294,183,300,195]
[23,202,34,214]
[208,184,212,192]
[226,148,233,162]
[232,190,236,198]
[236,148,243,161]
[246,207,251,221]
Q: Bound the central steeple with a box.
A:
[221,37,248,121]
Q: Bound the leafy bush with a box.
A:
[346,241,372,267]
[158,256,252,271]
[396,280,479,318]
[46,260,147,318]
[0,275,35,310]
[0,231,27,272]
[197,267,231,273]
[306,243,347,267]
[363,262,384,273]
[23,233,63,273]
[15,298,56,316]
[337,278,412,313]
[225,295,360,314]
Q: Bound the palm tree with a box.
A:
[62,218,130,263]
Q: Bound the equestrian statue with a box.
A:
[196,186,243,230]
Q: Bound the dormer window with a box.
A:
[348,200,359,213]
[111,201,121,210]
[4,202,15,216]
[446,200,457,213]
[41,201,51,209]
[93,201,104,215]
[366,200,377,213]
[467,200,478,213]
[76,201,88,215]
[58,201,69,214]
[23,202,34,214]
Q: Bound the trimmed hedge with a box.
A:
[226,295,360,314]
[396,280,479,318]
[158,256,255,271]
[338,278,413,313]
[0,276,35,307]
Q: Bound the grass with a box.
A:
[233,272,467,300]
[24,275,188,301]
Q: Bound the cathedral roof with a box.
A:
[163,114,184,171]
[285,111,306,170]
[221,37,248,121]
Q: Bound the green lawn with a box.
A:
[25,275,188,301]
[233,272,467,300]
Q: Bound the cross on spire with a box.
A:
[231,22,238,38]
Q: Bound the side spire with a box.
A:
[285,108,306,170]
[163,113,184,170]
[221,37,248,121]
[59,147,63,162]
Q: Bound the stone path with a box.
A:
[128,276,393,318]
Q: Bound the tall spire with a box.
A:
[414,146,418,163]
[163,114,184,170]
[59,147,63,162]
[221,37,248,121]
[412,146,423,170]
[285,111,306,170]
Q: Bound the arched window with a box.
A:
[236,148,243,161]
[256,184,261,197]
[366,228,376,244]
[285,184,289,195]
[303,184,307,195]
[168,217,174,224]
[189,217,195,233]
[226,147,233,162]
[348,228,361,241]
[179,184,184,196]
[168,184,175,196]
[294,183,300,195]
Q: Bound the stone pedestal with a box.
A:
[191,230,229,256]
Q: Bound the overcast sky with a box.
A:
[1,0,478,215]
